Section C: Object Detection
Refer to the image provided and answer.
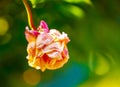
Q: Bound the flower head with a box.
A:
[25,20,70,72]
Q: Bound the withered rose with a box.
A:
[25,20,70,72]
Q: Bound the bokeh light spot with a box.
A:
[89,52,110,75]
[95,77,120,87]
[23,69,41,85]
[0,17,9,36]
[0,33,11,45]
[94,55,110,75]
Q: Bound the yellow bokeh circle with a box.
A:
[0,17,9,36]
[23,69,41,85]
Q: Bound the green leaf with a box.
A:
[59,5,85,18]
[29,0,45,8]
[64,0,92,5]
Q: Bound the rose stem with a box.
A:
[22,0,36,30]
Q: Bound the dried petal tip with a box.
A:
[38,20,49,33]
[25,26,39,42]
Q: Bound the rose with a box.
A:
[25,20,70,72]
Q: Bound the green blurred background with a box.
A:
[0,0,120,87]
